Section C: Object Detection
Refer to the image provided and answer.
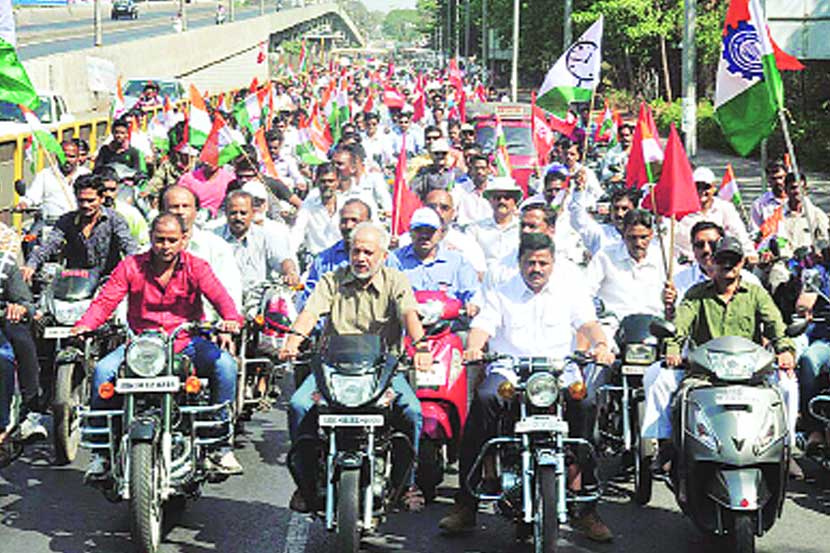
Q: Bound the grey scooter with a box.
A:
[648,320,789,553]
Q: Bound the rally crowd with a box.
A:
[0,55,828,546]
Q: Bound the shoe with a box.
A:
[438,502,476,534]
[214,448,243,475]
[289,489,310,513]
[788,457,805,481]
[571,510,614,543]
[84,454,108,481]
[19,412,48,442]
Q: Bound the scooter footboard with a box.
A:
[706,468,771,511]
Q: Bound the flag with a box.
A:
[383,86,406,109]
[493,115,513,177]
[531,93,555,167]
[642,124,701,219]
[199,113,243,167]
[148,96,178,153]
[625,102,663,188]
[111,75,127,119]
[474,84,487,103]
[253,127,278,177]
[298,40,308,73]
[714,0,804,156]
[593,100,617,144]
[234,91,262,134]
[412,87,426,123]
[0,37,38,110]
[295,102,331,166]
[326,83,350,145]
[391,135,421,236]
[718,163,742,207]
[20,104,65,164]
[536,16,603,117]
[187,84,212,147]
[756,206,783,250]
[549,111,579,139]
[362,90,374,114]
[256,41,266,64]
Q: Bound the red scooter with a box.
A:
[405,290,468,501]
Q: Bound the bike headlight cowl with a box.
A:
[526,372,558,408]
[126,335,167,378]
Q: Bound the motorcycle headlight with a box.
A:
[688,401,720,453]
[126,335,167,378]
[328,372,375,407]
[526,372,558,408]
[53,299,92,326]
[624,344,657,365]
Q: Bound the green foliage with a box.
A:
[382,9,426,44]
[281,40,302,55]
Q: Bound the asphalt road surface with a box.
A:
[17,2,270,60]
[2,367,830,553]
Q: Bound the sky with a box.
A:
[361,0,416,12]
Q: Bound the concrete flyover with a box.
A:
[22,2,364,114]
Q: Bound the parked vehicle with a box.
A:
[0,92,73,138]
[648,320,789,553]
[79,322,234,553]
[468,103,535,193]
[123,78,186,111]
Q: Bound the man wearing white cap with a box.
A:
[389,207,481,315]
[674,166,755,263]
[241,178,294,246]
[467,176,523,266]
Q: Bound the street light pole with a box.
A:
[563,0,572,48]
[481,0,487,77]
[260,0,264,16]
[464,0,470,60]
[229,0,235,23]
[510,0,519,101]
[93,0,102,46]
[446,0,452,59]
[179,0,187,31]
[681,0,697,156]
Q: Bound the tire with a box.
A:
[129,442,163,553]
[534,466,559,553]
[335,468,361,553]
[633,400,652,505]
[731,513,756,553]
[53,363,83,465]
[416,440,441,503]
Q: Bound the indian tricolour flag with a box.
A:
[111,76,127,119]
[714,0,803,156]
[148,96,176,153]
[298,40,308,73]
[593,100,616,144]
[187,84,212,148]
[234,91,262,134]
[199,113,243,168]
[20,104,66,164]
[536,15,603,117]
[295,102,332,166]
[718,163,742,207]
[494,116,512,177]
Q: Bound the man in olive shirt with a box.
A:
[642,236,796,446]
[280,222,432,513]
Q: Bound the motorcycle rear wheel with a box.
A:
[129,442,163,553]
[534,466,559,553]
[53,363,83,465]
[335,468,361,553]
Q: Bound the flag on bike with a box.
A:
[625,102,663,188]
[0,37,38,110]
[536,15,603,117]
[187,84,212,148]
[756,205,783,250]
[295,102,331,166]
[391,135,421,236]
[199,113,242,168]
[714,0,804,156]
[19,104,65,164]
[641,124,700,219]
[718,164,742,207]
[493,115,513,177]
[531,92,555,167]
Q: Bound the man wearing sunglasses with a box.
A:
[410,138,465,201]
[467,177,523,266]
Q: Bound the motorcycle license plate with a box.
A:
[416,363,447,387]
[43,326,72,339]
[714,388,755,406]
[115,376,180,394]
[319,414,385,427]
[621,364,647,376]
[515,415,569,434]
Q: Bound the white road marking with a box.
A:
[282,511,311,553]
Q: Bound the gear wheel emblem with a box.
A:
[723,20,764,81]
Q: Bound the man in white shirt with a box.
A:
[422,189,487,278]
[439,233,614,542]
[18,140,89,220]
[467,176,522,266]
[390,109,424,159]
[562,139,602,204]
[290,163,342,257]
[750,159,789,235]
[265,129,304,190]
[569,186,639,256]
[361,112,394,168]
[452,153,493,227]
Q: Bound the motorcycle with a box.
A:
[287,334,415,553]
[214,6,226,25]
[235,280,297,420]
[465,354,599,553]
[79,322,234,553]
[403,290,467,502]
[648,319,789,553]
[595,313,659,504]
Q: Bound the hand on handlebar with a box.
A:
[5,303,26,323]
[21,266,35,284]
[777,351,795,372]
[219,320,240,334]
[71,324,91,337]
[666,353,683,367]
[592,343,615,366]
[413,350,433,372]
[463,348,484,362]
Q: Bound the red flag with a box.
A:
[363,91,374,113]
[256,41,266,64]
[474,84,487,103]
[412,88,426,123]
[642,124,701,219]
[249,77,259,93]
[383,86,406,109]
[531,93,555,167]
[625,103,664,189]
[391,135,421,236]
[253,128,278,178]
[548,111,578,138]
[456,87,466,124]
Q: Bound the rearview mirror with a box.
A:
[14,179,25,197]
[786,318,809,338]
[649,318,676,340]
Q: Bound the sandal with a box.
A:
[402,485,425,513]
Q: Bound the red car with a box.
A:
[470,103,535,195]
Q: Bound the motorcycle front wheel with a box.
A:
[335,468,361,553]
[633,400,652,505]
[731,513,756,553]
[534,466,559,553]
[129,442,163,553]
[53,363,83,465]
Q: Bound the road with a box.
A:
[17,2,271,60]
[2,369,829,553]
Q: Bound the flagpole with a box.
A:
[649,184,670,276]
[581,88,596,164]
[778,109,800,181]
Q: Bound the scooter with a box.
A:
[649,319,789,553]
[404,290,467,502]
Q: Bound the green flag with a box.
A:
[0,38,39,110]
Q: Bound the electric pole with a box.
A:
[93,0,102,46]
[563,0,572,48]
[510,0,519,101]
[179,0,187,31]
[681,0,697,156]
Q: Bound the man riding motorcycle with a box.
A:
[279,222,432,514]
[439,233,616,542]
[72,213,244,477]
[17,140,89,221]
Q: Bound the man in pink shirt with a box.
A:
[74,213,244,476]
[177,160,236,217]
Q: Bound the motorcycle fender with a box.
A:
[128,418,158,443]
[335,451,363,470]
[706,468,769,511]
[55,347,83,364]
[421,402,453,440]
[534,448,558,467]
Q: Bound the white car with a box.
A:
[123,78,185,111]
[0,92,74,138]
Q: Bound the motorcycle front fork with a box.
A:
[324,428,377,532]
[518,403,568,525]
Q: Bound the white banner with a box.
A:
[0,0,15,46]
[86,56,116,93]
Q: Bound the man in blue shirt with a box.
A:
[389,207,481,316]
